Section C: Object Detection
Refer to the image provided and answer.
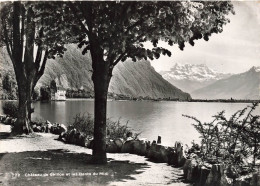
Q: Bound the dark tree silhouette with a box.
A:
[68,1,234,163]
[0,2,76,134]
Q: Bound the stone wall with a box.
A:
[0,115,67,135]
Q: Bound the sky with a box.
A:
[150,1,260,74]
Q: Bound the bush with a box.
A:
[40,86,51,101]
[70,113,139,140]
[2,73,18,100]
[31,116,45,125]
[183,103,260,180]
[107,118,141,139]
[2,101,18,117]
[70,113,94,136]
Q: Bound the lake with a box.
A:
[1,99,259,147]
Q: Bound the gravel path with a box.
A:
[0,129,189,186]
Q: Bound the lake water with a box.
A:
[1,99,259,147]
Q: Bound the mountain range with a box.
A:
[160,63,231,93]
[192,67,260,100]
[1,45,259,100]
[160,63,260,100]
[0,45,191,100]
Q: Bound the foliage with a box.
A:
[183,103,260,179]
[107,118,140,140]
[40,87,51,101]
[70,113,138,140]
[70,113,94,136]
[1,73,17,100]
[2,101,18,117]
[2,74,14,92]
[0,2,77,60]
[184,140,201,159]
[69,1,234,64]
[1,89,17,100]
[50,80,57,93]
[31,116,45,125]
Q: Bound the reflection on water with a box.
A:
[1,99,259,146]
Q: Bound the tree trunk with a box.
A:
[12,64,36,135]
[12,68,37,134]
[13,78,33,135]
[27,76,35,121]
[6,2,43,135]
[27,98,33,121]
[91,57,111,164]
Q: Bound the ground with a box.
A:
[0,124,189,186]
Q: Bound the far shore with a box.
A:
[1,98,259,103]
[187,99,260,103]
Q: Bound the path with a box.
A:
[0,126,189,186]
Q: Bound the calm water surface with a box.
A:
[1,99,259,146]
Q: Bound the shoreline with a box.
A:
[1,98,259,103]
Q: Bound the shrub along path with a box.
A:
[0,132,189,186]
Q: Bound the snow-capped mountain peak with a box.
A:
[159,63,232,93]
[250,66,260,73]
[161,63,230,82]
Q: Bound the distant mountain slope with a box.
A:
[160,63,231,93]
[0,48,17,99]
[110,60,190,99]
[0,45,191,100]
[192,67,260,100]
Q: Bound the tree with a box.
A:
[40,86,51,101]
[50,80,57,93]
[68,1,234,163]
[0,2,76,134]
[2,73,17,100]
[2,74,13,92]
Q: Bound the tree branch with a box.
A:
[38,49,49,77]
[2,21,15,65]
[24,6,35,75]
[35,27,44,70]
[34,48,48,89]
[112,52,127,67]
[79,2,93,33]
[124,18,144,35]
[68,2,90,35]
[12,2,21,62]
[20,5,25,61]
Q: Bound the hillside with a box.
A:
[160,63,231,93]
[192,67,260,100]
[0,48,17,99]
[0,45,191,100]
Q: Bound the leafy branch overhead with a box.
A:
[69,1,234,66]
[0,2,77,62]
